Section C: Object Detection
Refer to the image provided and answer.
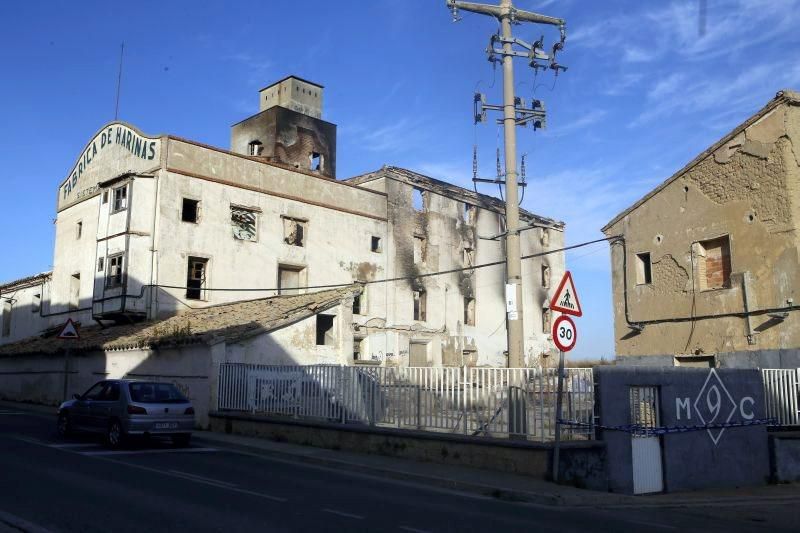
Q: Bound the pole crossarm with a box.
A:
[447,0,564,26]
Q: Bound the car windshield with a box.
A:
[128,382,188,404]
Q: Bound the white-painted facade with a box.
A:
[0,76,566,368]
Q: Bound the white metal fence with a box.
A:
[762,368,800,426]
[217,364,595,441]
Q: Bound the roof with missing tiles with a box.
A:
[0,272,52,292]
[347,166,565,229]
[0,286,360,357]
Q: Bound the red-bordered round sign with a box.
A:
[552,315,577,352]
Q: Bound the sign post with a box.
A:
[58,319,80,401]
[550,272,581,483]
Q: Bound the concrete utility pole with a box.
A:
[446,0,566,368]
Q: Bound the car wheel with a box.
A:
[106,419,125,449]
[57,412,71,437]
[171,433,191,448]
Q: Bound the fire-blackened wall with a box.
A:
[231,106,337,179]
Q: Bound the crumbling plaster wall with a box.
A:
[367,175,562,368]
[606,103,800,360]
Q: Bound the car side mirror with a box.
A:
[73,394,81,400]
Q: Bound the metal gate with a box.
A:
[630,386,664,494]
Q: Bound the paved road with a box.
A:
[0,407,793,532]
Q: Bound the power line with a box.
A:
[149,235,617,294]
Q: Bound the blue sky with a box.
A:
[1,0,799,359]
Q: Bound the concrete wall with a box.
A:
[209,411,606,487]
[0,278,51,344]
[596,367,770,494]
[0,345,213,427]
[604,100,800,364]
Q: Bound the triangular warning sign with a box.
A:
[550,271,582,317]
[57,318,80,340]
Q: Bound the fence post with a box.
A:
[552,350,566,482]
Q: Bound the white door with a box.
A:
[630,386,664,494]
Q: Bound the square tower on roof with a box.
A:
[259,76,323,119]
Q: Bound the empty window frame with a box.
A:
[106,254,124,288]
[412,188,425,212]
[541,264,551,288]
[463,203,476,224]
[182,198,199,223]
[353,336,366,361]
[186,257,208,300]
[413,235,426,264]
[463,247,475,267]
[102,191,109,204]
[371,236,382,253]
[697,236,732,290]
[464,297,475,326]
[541,228,550,247]
[32,293,41,313]
[69,273,81,310]
[97,257,105,272]
[413,290,427,321]
[278,265,304,295]
[112,185,128,212]
[635,253,652,285]
[315,314,335,346]
[1,301,11,337]
[310,152,322,172]
[353,293,363,315]
[76,221,83,240]
[248,140,263,156]
[282,217,306,247]
[542,307,552,334]
[231,206,258,241]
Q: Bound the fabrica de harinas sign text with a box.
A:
[61,124,157,200]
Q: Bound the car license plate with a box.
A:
[154,422,178,430]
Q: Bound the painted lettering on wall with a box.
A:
[60,124,159,202]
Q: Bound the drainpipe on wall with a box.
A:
[741,271,757,345]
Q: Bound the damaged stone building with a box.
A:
[0,75,565,370]
[603,89,800,368]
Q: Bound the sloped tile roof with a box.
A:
[0,286,360,357]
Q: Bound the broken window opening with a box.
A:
[413,290,427,322]
[464,297,476,326]
[248,140,263,156]
[541,228,550,247]
[315,314,335,346]
[412,188,425,212]
[542,307,552,334]
[182,198,199,223]
[76,221,83,240]
[69,273,81,311]
[278,265,304,295]
[353,336,366,361]
[371,236,382,253]
[97,257,105,272]
[32,293,41,313]
[353,294,362,315]
[310,152,322,172]
[186,257,208,300]
[231,206,258,241]
[697,236,731,290]
[464,203,476,224]
[1,301,11,337]
[463,247,475,267]
[282,217,306,247]
[102,191,109,204]
[635,252,652,285]
[413,236,427,265]
[112,185,128,213]
[106,254,124,288]
[541,264,551,289]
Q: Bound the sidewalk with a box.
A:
[4,399,799,509]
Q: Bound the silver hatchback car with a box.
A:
[57,379,195,448]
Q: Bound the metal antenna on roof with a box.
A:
[114,42,125,120]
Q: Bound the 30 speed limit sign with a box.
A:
[552,315,577,352]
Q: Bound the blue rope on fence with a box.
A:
[557,418,776,436]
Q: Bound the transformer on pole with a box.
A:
[445,0,567,368]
